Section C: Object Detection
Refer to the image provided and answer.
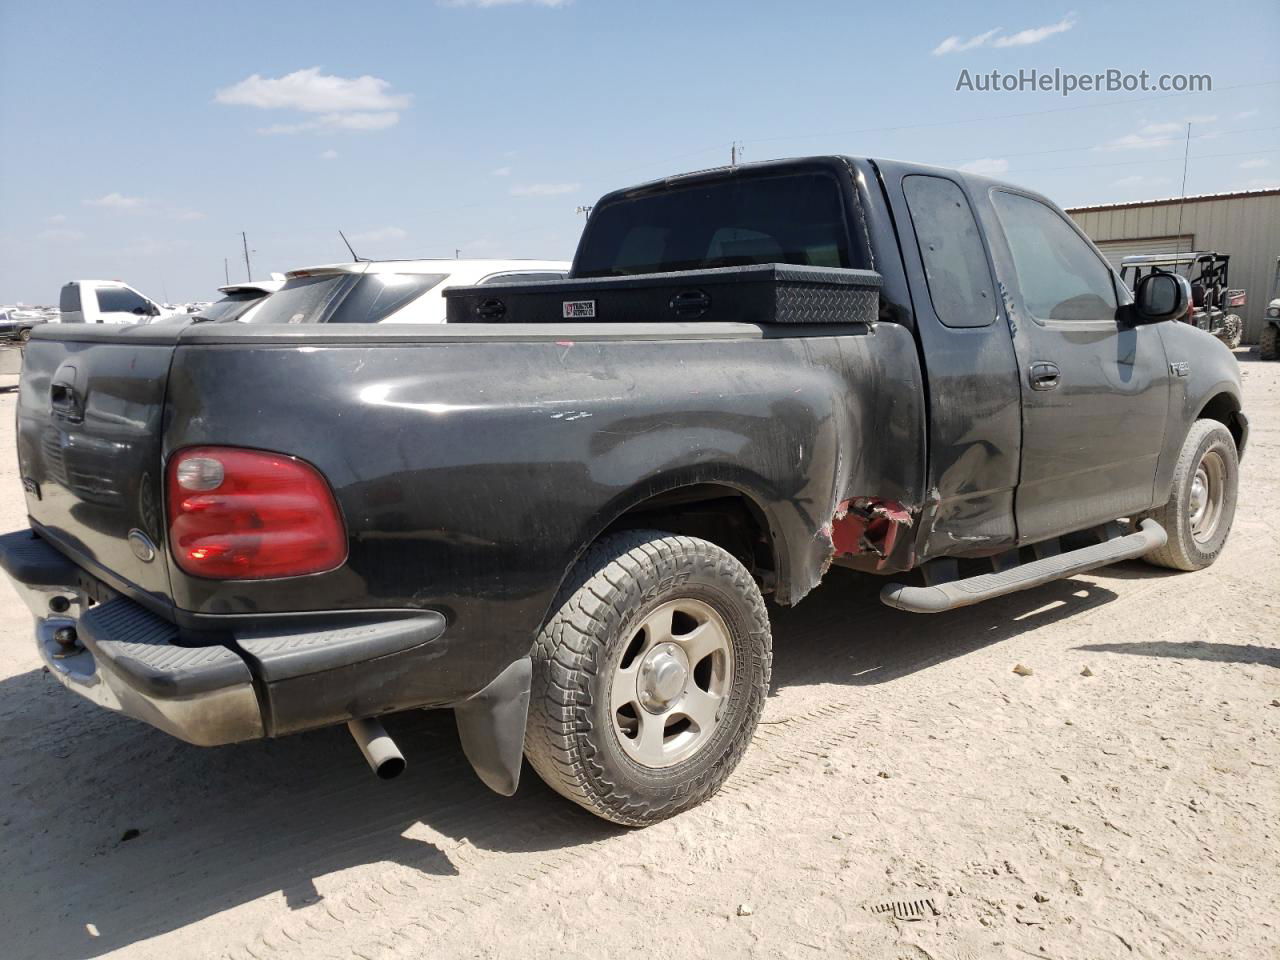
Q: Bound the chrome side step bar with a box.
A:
[880,519,1167,614]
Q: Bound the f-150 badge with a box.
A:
[1170,361,1190,377]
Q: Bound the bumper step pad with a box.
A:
[79,599,253,698]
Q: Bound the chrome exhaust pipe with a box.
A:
[347,717,406,780]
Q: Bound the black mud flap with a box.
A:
[454,657,531,797]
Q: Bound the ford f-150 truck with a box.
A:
[0,157,1247,826]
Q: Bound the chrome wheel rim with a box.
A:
[610,598,733,769]
[1189,450,1226,544]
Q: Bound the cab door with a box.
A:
[981,189,1171,543]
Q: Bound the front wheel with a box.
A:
[524,530,771,826]
[1139,420,1239,571]
[17,328,31,343]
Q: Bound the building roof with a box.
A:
[1066,187,1280,214]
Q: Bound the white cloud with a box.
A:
[216,68,409,134]
[215,67,409,113]
[1244,177,1280,190]
[1236,110,1259,120]
[932,28,1001,56]
[348,226,408,245]
[1098,116,1216,151]
[1240,158,1269,169]
[85,192,146,210]
[991,14,1076,48]
[440,0,570,7]
[491,166,512,177]
[321,149,339,160]
[47,213,68,224]
[510,182,580,197]
[168,207,205,222]
[932,15,1074,55]
[958,157,1009,176]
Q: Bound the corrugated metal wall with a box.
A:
[1069,192,1280,342]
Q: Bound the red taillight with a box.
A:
[167,446,346,579]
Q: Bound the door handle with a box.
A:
[1029,361,1061,391]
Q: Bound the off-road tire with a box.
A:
[1216,314,1243,350]
[1260,323,1278,361]
[524,530,771,826]
[1139,420,1238,571]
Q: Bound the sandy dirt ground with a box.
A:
[0,345,1276,960]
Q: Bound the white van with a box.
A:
[58,280,177,325]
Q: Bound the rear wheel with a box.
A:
[525,530,771,825]
[1140,420,1238,571]
[17,328,31,343]
[1261,323,1278,361]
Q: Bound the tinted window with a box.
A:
[244,274,353,324]
[902,175,996,328]
[244,273,447,324]
[575,172,855,277]
[328,273,446,323]
[194,291,266,323]
[992,191,1117,322]
[59,285,81,314]
[96,287,150,314]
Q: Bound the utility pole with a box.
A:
[223,258,230,285]
[731,141,743,169]
[455,249,460,259]
[1174,123,1192,256]
[241,231,253,282]
[575,205,593,219]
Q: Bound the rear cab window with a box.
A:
[574,168,865,278]
[59,285,81,314]
[244,273,445,324]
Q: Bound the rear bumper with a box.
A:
[0,529,451,747]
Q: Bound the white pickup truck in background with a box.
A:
[58,280,178,325]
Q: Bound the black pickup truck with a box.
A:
[0,156,1247,826]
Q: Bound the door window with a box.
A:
[902,175,997,328]
[95,287,150,314]
[991,191,1117,322]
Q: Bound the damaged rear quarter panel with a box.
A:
[164,324,925,694]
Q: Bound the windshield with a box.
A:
[194,291,267,323]
[244,272,446,324]
[575,171,855,278]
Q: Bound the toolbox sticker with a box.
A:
[563,300,596,319]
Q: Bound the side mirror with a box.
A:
[1132,272,1190,324]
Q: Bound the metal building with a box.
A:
[1067,188,1280,342]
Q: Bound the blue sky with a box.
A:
[1,0,1277,304]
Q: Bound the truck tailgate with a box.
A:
[16,329,178,603]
